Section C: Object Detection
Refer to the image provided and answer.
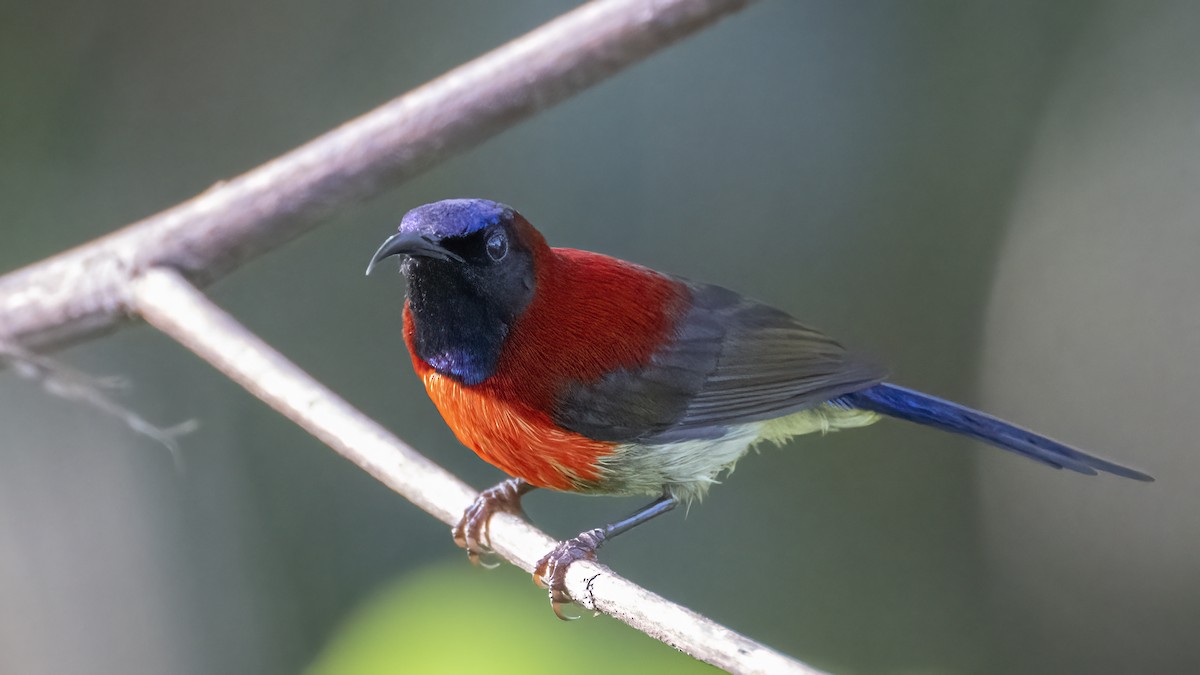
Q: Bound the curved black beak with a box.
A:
[365,231,465,275]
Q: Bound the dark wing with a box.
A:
[551,281,886,443]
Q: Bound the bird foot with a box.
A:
[533,528,607,620]
[452,478,529,567]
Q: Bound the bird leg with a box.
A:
[534,493,678,620]
[453,477,535,567]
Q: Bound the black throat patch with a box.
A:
[404,258,512,386]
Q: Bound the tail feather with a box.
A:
[836,383,1153,481]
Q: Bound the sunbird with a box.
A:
[368,198,1152,618]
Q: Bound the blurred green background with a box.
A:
[1,1,1196,673]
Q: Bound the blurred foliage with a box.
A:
[308,561,711,675]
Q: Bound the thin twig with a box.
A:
[0,0,752,357]
[131,267,823,675]
[0,339,196,469]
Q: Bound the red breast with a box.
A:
[404,217,688,491]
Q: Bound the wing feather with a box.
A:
[552,280,885,442]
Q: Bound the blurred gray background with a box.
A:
[1,1,1196,673]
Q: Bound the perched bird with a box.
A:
[367,198,1152,618]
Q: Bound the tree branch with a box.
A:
[0,1,829,671]
[0,0,751,355]
[131,268,823,674]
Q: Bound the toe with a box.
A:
[453,479,531,562]
[533,529,608,617]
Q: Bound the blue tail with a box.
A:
[836,383,1153,481]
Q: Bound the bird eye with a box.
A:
[486,231,508,261]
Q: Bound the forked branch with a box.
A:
[0,0,830,671]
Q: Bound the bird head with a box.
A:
[366,199,542,383]
[367,198,540,306]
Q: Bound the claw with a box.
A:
[465,547,501,569]
[452,478,531,564]
[551,599,581,621]
[533,528,607,620]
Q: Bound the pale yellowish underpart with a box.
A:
[754,403,880,447]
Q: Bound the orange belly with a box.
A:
[421,370,614,491]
